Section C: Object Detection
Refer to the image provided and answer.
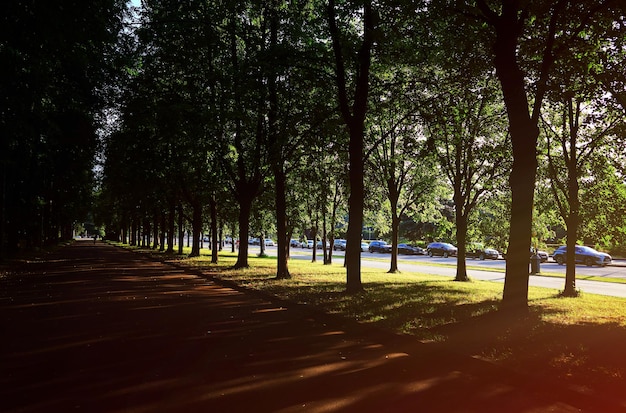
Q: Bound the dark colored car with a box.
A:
[333,239,347,251]
[553,245,612,267]
[426,242,457,258]
[466,245,500,260]
[368,240,392,253]
[397,243,424,255]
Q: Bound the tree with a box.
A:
[367,83,438,273]
[327,0,376,293]
[538,1,626,296]
[578,156,626,254]
[262,0,340,278]
[542,87,623,296]
[471,0,623,310]
[424,77,510,281]
[1,0,128,257]
[220,1,269,269]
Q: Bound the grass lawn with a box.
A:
[125,244,626,401]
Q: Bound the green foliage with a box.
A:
[579,156,626,253]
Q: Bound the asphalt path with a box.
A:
[2,240,622,412]
[251,246,626,298]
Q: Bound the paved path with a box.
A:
[1,241,623,412]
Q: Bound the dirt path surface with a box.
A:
[1,241,622,412]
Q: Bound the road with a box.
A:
[245,245,626,298]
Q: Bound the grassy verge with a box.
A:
[118,242,626,399]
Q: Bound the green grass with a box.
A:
[118,242,626,399]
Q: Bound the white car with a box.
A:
[264,239,275,246]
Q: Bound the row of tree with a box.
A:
[1,0,129,258]
[99,0,624,309]
[3,1,624,312]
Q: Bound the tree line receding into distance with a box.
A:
[2,0,625,311]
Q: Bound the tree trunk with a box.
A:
[311,225,317,263]
[167,202,175,253]
[152,210,159,250]
[159,212,165,252]
[564,212,579,296]
[502,158,536,310]
[322,209,330,265]
[231,221,237,253]
[492,9,539,311]
[563,113,580,296]
[455,214,469,281]
[234,195,253,269]
[177,203,184,255]
[345,124,365,292]
[189,199,202,257]
[389,198,399,273]
[260,230,266,256]
[130,218,137,246]
[210,196,219,264]
[275,168,290,278]
[121,216,127,244]
[286,229,293,259]
[143,217,149,248]
[328,0,373,294]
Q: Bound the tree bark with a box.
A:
[167,201,175,253]
[455,214,469,281]
[322,208,330,265]
[152,210,159,250]
[159,211,165,252]
[310,224,317,263]
[234,194,253,268]
[327,0,374,294]
[189,198,201,257]
[389,198,400,273]
[275,168,291,278]
[489,4,539,311]
[563,99,580,296]
[130,217,137,246]
[177,203,184,255]
[210,196,219,264]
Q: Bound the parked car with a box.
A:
[397,243,424,255]
[264,239,275,246]
[466,244,500,260]
[360,242,369,252]
[426,242,457,258]
[249,237,260,245]
[333,239,347,251]
[317,240,330,249]
[290,239,301,247]
[302,240,314,249]
[368,240,392,253]
[552,245,612,267]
